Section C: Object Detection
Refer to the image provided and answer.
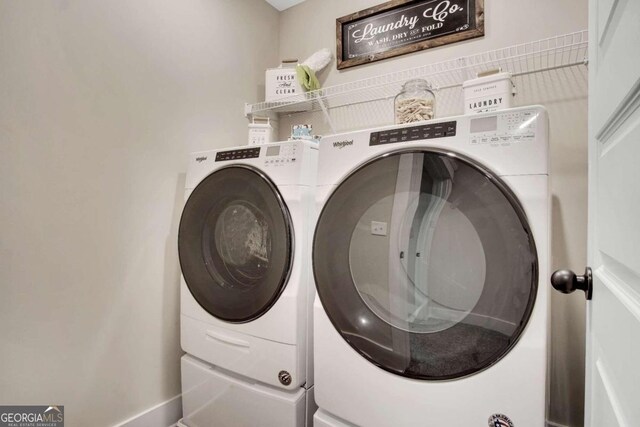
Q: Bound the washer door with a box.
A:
[179,165,293,323]
[313,150,538,380]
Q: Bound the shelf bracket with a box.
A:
[315,93,337,134]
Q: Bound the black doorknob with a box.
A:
[550,267,593,300]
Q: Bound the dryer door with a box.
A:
[313,150,538,380]
[179,165,293,323]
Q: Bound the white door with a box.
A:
[555,0,640,425]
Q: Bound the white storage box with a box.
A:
[265,61,305,102]
[265,61,311,112]
[463,71,515,114]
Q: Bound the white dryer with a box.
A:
[178,141,317,427]
[312,106,550,427]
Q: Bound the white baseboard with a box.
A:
[114,394,182,427]
[546,420,569,427]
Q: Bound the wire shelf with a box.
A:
[244,30,588,122]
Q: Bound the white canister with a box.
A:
[463,71,515,114]
[248,117,273,146]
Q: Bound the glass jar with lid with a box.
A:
[394,79,436,124]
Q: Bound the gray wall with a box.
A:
[0,1,279,426]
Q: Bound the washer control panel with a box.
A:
[369,121,457,146]
[264,143,298,167]
[215,147,261,162]
[470,110,538,145]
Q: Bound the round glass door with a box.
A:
[179,165,293,323]
[313,150,538,380]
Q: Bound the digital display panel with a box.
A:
[266,146,280,156]
[470,116,497,133]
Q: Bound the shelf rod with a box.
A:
[437,58,589,91]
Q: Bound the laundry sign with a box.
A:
[336,0,484,69]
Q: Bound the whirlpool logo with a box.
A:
[488,413,514,427]
[332,139,354,149]
[195,156,208,163]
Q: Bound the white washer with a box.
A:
[178,140,318,427]
[312,106,550,427]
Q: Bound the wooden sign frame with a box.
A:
[336,0,484,70]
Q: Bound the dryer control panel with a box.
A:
[215,147,261,162]
[369,121,457,146]
[469,110,538,145]
[263,143,298,167]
